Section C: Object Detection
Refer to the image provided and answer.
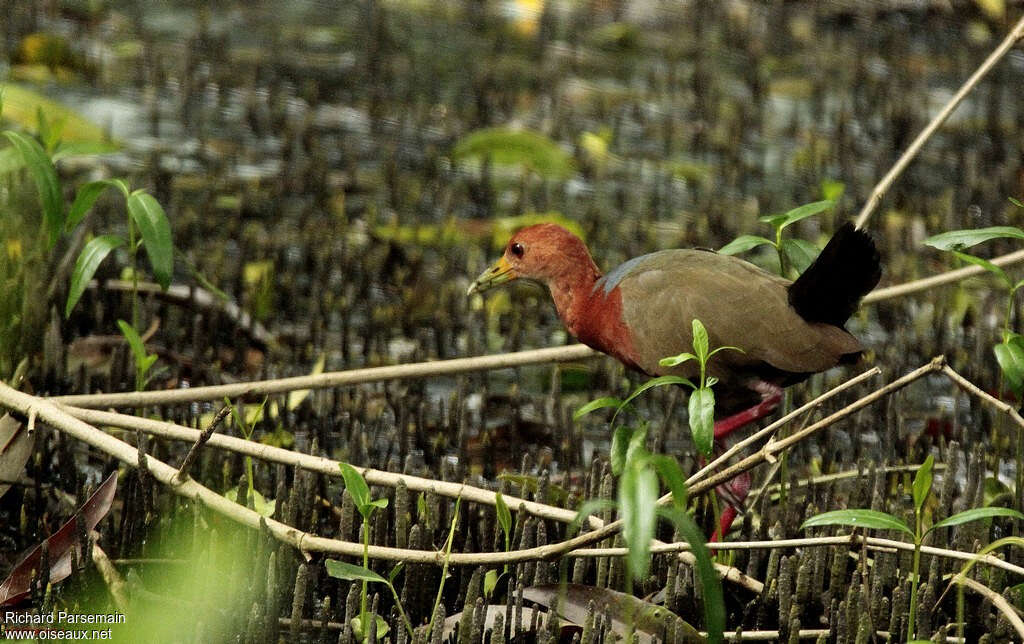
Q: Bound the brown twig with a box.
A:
[51,344,600,408]
[174,404,231,483]
[853,14,1024,230]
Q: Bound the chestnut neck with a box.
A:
[545,256,602,337]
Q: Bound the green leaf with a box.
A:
[924,226,1024,251]
[339,463,371,516]
[483,569,499,598]
[951,251,1010,288]
[691,319,709,361]
[1010,197,1024,208]
[67,181,110,231]
[65,234,125,317]
[610,425,633,475]
[494,492,512,547]
[223,487,276,517]
[650,454,688,510]
[928,507,1024,533]
[621,375,695,410]
[1,84,110,146]
[37,107,53,151]
[759,200,834,232]
[718,234,773,256]
[800,509,913,536]
[624,425,649,469]
[659,507,724,644]
[3,131,64,247]
[368,497,389,510]
[325,559,387,583]
[350,614,389,640]
[51,141,119,161]
[781,237,820,275]
[66,178,130,231]
[994,337,1024,396]
[820,179,845,203]
[659,352,696,367]
[225,398,246,435]
[688,387,715,457]
[116,319,148,365]
[140,354,158,376]
[571,498,618,532]
[573,396,623,421]
[619,461,659,581]
[452,127,574,180]
[912,455,934,513]
[127,190,174,289]
[387,562,404,585]
[707,346,745,359]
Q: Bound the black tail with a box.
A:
[788,222,881,327]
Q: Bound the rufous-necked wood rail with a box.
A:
[467,222,881,536]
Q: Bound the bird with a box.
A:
[467,221,881,536]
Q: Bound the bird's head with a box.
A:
[467,223,595,295]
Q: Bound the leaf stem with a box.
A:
[907,513,923,641]
[360,514,369,641]
[426,495,462,641]
[386,580,413,637]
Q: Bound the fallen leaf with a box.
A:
[0,471,118,606]
[441,605,563,641]
[523,584,705,643]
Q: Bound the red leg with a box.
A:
[711,470,750,541]
[707,383,780,538]
[713,386,783,439]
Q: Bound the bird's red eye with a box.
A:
[510,242,524,258]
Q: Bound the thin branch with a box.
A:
[863,249,1024,304]
[174,404,230,482]
[51,344,599,408]
[90,279,276,349]
[7,385,763,585]
[59,404,587,526]
[853,14,1024,229]
[688,367,881,485]
[955,574,1024,639]
[41,248,1024,411]
[689,357,946,497]
[760,462,947,496]
[941,365,1024,430]
[575,534,1024,579]
[55,401,762,591]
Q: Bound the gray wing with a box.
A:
[615,250,861,384]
